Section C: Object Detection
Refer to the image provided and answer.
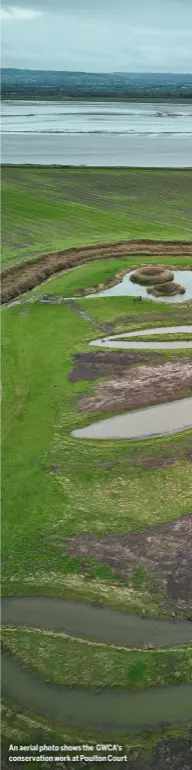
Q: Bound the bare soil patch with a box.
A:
[77,359,192,414]
[69,351,166,382]
[66,515,192,611]
[1,239,192,303]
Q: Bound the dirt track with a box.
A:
[1,239,192,303]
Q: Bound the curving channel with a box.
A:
[90,326,192,351]
[2,597,192,647]
[2,598,192,731]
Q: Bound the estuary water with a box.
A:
[1,99,192,166]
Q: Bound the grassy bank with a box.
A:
[2,627,192,691]
[2,167,192,268]
[119,333,192,342]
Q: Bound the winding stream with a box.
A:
[2,598,192,731]
[2,655,192,731]
[2,597,192,647]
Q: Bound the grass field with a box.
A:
[2,166,192,759]
[2,167,192,268]
[2,294,192,612]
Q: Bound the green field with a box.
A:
[2,166,192,762]
[2,296,192,609]
[2,166,192,267]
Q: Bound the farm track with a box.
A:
[1,239,192,303]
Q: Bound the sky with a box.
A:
[1,0,192,73]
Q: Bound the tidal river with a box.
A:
[1,99,192,165]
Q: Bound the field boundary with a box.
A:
[1,239,192,303]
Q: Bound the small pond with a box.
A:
[88,269,192,302]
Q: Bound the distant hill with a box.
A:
[1,69,192,100]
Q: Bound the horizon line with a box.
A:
[1,67,192,76]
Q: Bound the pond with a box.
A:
[72,397,192,441]
[89,269,192,302]
[90,326,192,350]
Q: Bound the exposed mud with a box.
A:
[69,351,166,382]
[1,239,192,303]
[77,359,192,414]
[66,515,192,611]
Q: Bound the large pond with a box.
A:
[90,269,192,303]
[72,397,192,441]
